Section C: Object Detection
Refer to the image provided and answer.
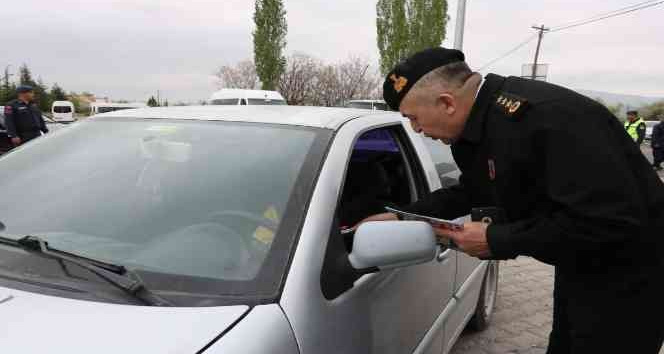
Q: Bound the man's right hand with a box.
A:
[10,137,21,146]
[351,213,399,231]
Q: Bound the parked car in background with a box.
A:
[0,106,498,354]
[51,101,76,123]
[0,109,10,154]
[90,102,147,115]
[645,120,658,140]
[345,99,391,111]
[208,89,287,106]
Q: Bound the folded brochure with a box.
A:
[385,207,465,231]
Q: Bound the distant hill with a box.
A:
[576,89,663,112]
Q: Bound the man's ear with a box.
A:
[437,93,456,115]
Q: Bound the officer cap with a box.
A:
[626,110,638,116]
[16,85,34,94]
[383,47,465,111]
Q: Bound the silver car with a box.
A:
[0,106,498,353]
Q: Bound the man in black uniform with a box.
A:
[652,116,664,170]
[364,48,664,353]
[4,85,49,147]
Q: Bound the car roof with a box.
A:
[209,89,285,101]
[347,99,386,104]
[91,102,147,108]
[94,105,395,130]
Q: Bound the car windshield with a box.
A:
[0,118,328,304]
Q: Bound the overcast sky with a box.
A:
[2,0,663,103]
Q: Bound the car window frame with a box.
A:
[319,122,431,299]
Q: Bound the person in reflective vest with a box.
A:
[624,110,646,144]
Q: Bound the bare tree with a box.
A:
[310,64,340,107]
[309,56,382,107]
[336,56,382,105]
[214,60,260,89]
[214,55,382,107]
[278,53,320,105]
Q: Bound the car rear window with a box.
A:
[53,106,72,113]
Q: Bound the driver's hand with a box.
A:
[351,212,398,231]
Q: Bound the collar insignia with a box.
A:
[495,92,528,118]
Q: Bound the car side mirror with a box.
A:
[349,221,437,270]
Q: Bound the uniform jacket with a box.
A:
[652,121,664,149]
[3,99,48,140]
[405,74,664,278]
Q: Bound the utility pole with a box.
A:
[530,25,549,80]
[454,0,468,50]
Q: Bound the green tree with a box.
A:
[50,83,68,101]
[376,0,449,74]
[253,0,287,90]
[68,93,83,114]
[18,64,35,86]
[147,96,159,107]
[162,99,169,107]
[641,101,664,120]
[0,67,16,104]
[34,79,52,112]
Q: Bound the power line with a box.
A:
[550,0,659,31]
[477,0,664,71]
[550,0,664,33]
[478,35,537,71]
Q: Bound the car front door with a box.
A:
[420,136,487,350]
[290,115,455,354]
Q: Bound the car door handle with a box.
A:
[436,247,452,263]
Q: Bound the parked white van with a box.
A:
[208,89,287,106]
[51,101,75,122]
[90,102,147,115]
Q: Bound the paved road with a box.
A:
[451,257,553,354]
[451,257,664,354]
[451,145,663,354]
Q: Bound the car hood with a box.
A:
[0,286,249,353]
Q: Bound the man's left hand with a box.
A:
[434,222,492,258]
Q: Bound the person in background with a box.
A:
[652,115,664,170]
[624,110,646,145]
[3,85,49,147]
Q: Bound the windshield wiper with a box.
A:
[0,235,172,306]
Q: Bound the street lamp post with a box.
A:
[453,0,468,50]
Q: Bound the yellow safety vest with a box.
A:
[625,118,645,142]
